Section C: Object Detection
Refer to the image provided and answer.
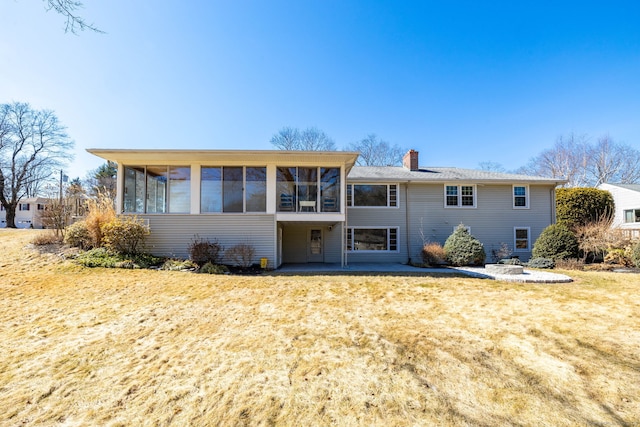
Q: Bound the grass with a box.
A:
[1,229,639,426]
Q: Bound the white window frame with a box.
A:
[444,184,476,208]
[347,183,399,208]
[514,227,531,252]
[19,203,30,211]
[346,226,399,252]
[624,209,640,223]
[513,185,529,209]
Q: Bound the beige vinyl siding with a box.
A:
[405,183,556,262]
[136,214,276,264]
[346,185,408,263]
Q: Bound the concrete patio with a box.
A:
[273,263,573,283]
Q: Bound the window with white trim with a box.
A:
[347,184,398,207]
[513,185,529,208]
[19,203,30,211]
[445,185,476,207]
[514,227,530,251]
[346,227,399,252]
[624,209,640,223]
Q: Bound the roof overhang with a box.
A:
[87,149,360,173]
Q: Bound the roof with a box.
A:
[600,183,640,192]
[87,149,360,173]
[348,166,566,184]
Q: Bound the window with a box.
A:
[277,167,340,212]
[201,166,266,213]
[624,209,640,223]
[445,185,476,208]
[514,227,530,251]
[122,166,191,213]
[19,203,30,211]
[513,185,529,208]
[37,204,46,210]
[347,184,398,207]
[346,227,399,252]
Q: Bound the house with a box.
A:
[87,148,564,267]
[597,183,640,238]
[0,197,50,229]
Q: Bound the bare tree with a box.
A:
[478,161,506,173]
[516,133,591,187]
[586,135,640,186]
[0,102,74,228]
[43,0,103,34]
[346,134,406,166]
[270,126,336,151]
[518,133,640,187]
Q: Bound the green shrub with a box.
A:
[443,225,486,266]
[556,188,614,229]
[527,257,555,269]
[630,241,640,268]
[101,216,150,255]
[188,236,223,265]
[421,242,446,266]
[64,220,93,249]
[199,262,229,274]
[532,224,579,260]
[74,248,120,268]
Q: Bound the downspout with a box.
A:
[405,181,411,264]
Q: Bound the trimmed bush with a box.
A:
[527,257,555,269]
[64,221,93,249]
[189,236,223,265]
[443,225,486,266]
[556,188,614,229]
[101,216,150,255]
[532,224,579,261]
[421,242,446,266]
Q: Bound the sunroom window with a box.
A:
[277,167,340,212]
[201,166,266,213]
[123,166,191,213]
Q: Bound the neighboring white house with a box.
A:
[87,148,565,267]
[0,197,50,229]
[598,183,640,239]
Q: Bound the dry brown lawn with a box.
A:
[1,229,639,426]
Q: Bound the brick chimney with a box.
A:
[403,149,419,171]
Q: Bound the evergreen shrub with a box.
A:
[443,225,486,266]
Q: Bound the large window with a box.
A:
[123,166,191,213]
[346,227,399,252]
[277,166,340,212]
[513,185,529,208]
[201,166,266,213]
[514,227,530,251]
[445,185,476,208]
[347,184,397,207]
[624,209,640,223]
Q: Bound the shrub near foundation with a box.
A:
[421,242,446,266]
[101,216,150,255]
[532,224,579,261]
[443,224,486,266]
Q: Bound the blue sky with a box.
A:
[2,1,639,180]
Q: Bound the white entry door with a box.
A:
[308,228,324,262]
